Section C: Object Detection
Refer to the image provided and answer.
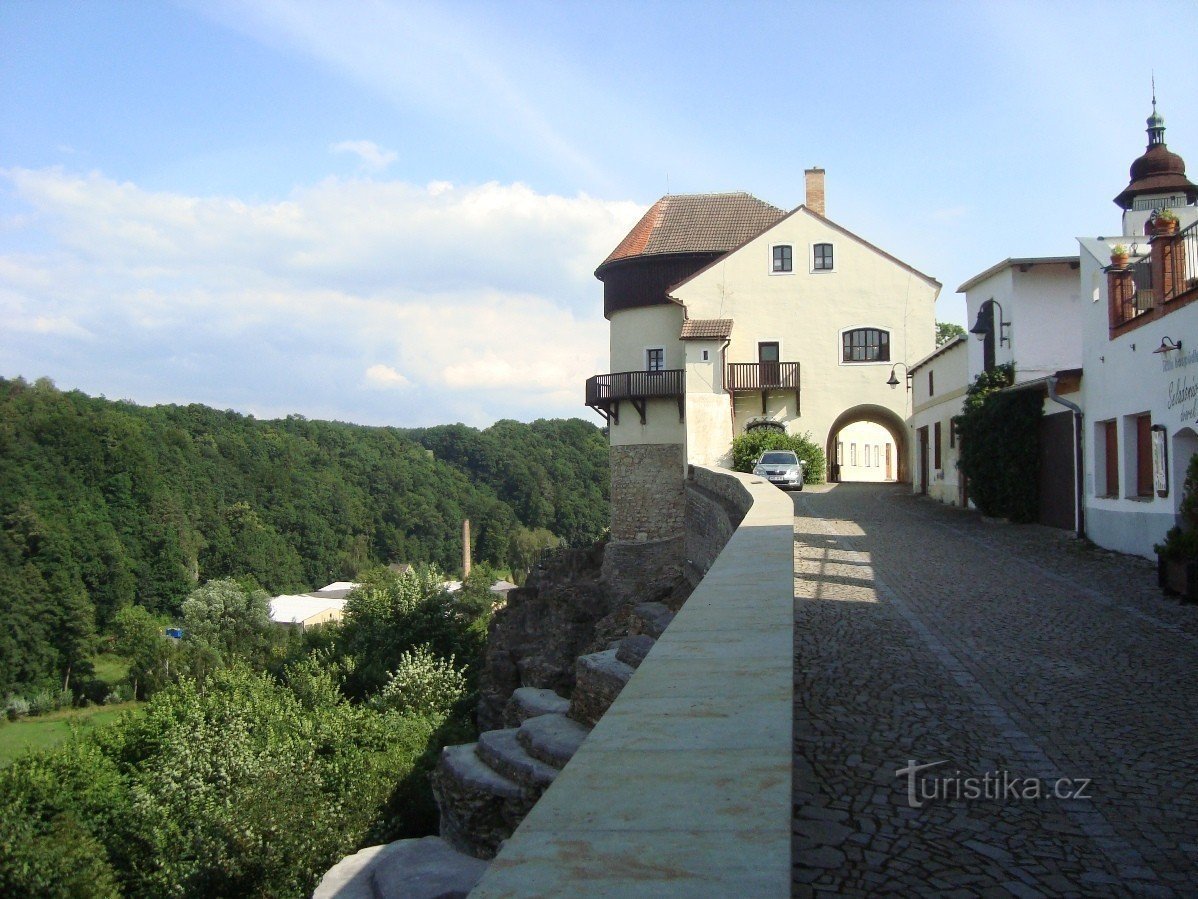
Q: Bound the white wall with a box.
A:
[909,338,968,504]
[672,208,939,478]
[834,421,895,481]
[1078,237,1198,558]
[962,260,1080,385]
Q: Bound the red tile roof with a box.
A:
[601,193,784,267]
[679,318,734,340]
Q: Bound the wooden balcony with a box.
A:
[726,362,801,413]
[586,369,684,425]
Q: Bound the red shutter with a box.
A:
[1104,421,1119,497]
[1137,416,1153,497]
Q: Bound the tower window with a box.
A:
[842,328,890,363]
[772,245,793,273]
[646,347,665,372]
[813,243,834,271]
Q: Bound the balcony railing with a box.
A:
[585,369,684,425]
[1114,256,1154,327]
[1163,220,1198,305]
[726,361,801,414]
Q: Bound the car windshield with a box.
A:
[760,452,799,464]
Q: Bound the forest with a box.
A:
[0,376,609,699]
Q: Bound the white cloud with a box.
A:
[363,363,411,389]
[332,140,398,172]
[0,166,642,426]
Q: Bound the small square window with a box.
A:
[701,349,710,361]
[813,243,834,271]
[772,245,793,273]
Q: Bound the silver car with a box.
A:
[753,450,805,491]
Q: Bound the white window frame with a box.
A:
[645,346,666,372]
[769,243,795,276]
[811,241,835,273]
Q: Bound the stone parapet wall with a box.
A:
[684,465,750,581]
[472,467,796,896]
[609,443,686,542]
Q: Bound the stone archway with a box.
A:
[825,404,910,483]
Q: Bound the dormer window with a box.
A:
[842,328,890,363]
[813,243,834,271]
[772,244,793,273]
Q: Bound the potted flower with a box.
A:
[1110,244,1130,268]
[1149,207,1180,236]
[1156,451,1198,602]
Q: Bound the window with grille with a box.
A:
[813,243,834,271]
[646,347,665,372]
[841,328,890,363]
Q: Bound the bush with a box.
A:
[370,646,467,719]
[1156,453,1198,560]
[731,430,826,483]
[27,690,55,717]
[956,365,1042,522]
[5,695,30,721]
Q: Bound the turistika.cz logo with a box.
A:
[894,760,1092,809]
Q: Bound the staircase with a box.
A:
[313,602,674,898]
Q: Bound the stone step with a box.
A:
[504,686,570,726]
[615,634,655,668]
[476,728,560,792]
[517,711,591,769]
[429,743,535,860]
[313,836,488,899]
[633,601,675,638]
[569,648,635,727]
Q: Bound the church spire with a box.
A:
[1147,78,1166,146]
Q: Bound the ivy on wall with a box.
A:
[956,364,1043,523]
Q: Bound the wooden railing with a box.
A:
[585,369,684,425]
[726,361,800,391]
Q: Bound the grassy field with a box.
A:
[0,702,142,768]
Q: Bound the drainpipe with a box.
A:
[721,338,735,441]
[1048,376,1085,539]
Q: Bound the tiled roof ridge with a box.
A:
[600,192,784,268]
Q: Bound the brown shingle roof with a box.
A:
[679,319,734,340]
[601,193,784,267]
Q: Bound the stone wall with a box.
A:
[684,464,750,580]
[609,443,686,542]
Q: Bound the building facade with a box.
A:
[587,173,940,568]
[1079,101,1198,557]
[907,336,968,504]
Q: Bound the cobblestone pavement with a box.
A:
[792,483,1198,898]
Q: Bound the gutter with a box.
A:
[1047,376,1086,540]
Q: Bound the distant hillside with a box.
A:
[0,376,609,695]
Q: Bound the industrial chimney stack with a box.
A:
[462,519,472,579]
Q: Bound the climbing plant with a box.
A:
[955,364,1042,522]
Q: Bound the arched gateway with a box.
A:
[826,404,910,484]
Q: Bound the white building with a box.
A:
[907,336,968,503]
[1078,101,1198,557]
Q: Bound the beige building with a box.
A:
[587,174,940,577]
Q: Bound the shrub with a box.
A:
[1156,453,1198,560]
[731,429,826,482]
[5,695,30,721]
[956,365,1042,522]
[370,646,467,719]
[27,690,55,717]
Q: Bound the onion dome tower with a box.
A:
[1113,96,1198,213]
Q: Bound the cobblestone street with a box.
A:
[792,483,1198,897]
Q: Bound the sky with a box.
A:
[3,1,1197,428]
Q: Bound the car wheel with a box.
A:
[796,481,804,492]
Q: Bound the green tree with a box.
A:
[508,526,561,585]
[180,578,272,671]
[936,321,967,346]
[113,605,175,699]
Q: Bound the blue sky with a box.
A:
[3,0,1197,427]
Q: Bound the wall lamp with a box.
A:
[969,298,1011,347]
[1153,336,1183,354]
[886,362,912,390]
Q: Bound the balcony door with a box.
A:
[759,342,780,387]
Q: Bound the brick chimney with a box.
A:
[805,167,826,217]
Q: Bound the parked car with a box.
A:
[753,450,805,491]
